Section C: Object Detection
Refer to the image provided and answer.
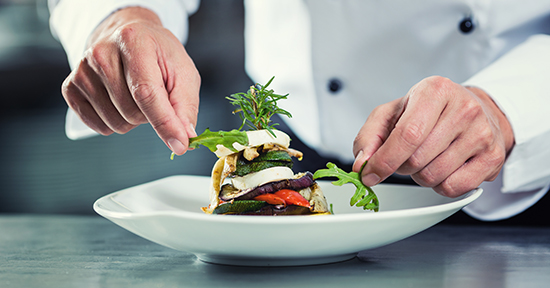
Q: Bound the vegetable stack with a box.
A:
[177,77,378,215]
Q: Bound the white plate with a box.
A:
[94,175,482,266]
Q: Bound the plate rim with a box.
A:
[93,175,483,224]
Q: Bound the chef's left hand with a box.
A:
[352,76,515,197]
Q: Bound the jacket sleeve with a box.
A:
[462,34,550,220]
[48,0,199,69]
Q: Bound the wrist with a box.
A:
[466,86,515,156]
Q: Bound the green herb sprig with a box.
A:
[226,76,292,136]
[313,162,379,212]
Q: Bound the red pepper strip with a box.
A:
[253,194,287,207]
[274,189,310,208]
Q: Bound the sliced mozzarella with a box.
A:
[213,144,235,158]
[214,130,290,158]
[231,166,294,190]
[246,130,290,148]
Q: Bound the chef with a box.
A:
[48,0,550,221]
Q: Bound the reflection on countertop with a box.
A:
[1,215,549,288]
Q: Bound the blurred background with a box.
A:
[0,0,246,214]
[0,0,547,225]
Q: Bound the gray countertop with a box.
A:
[1,215,549,288]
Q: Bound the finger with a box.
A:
[433,150,503,198]
[361,78,449,186]
[430,122,506,197]
[396,94,469,175]
[352,97,404,173]
[120,35,190,155]
[61,74,114,136]
[105,62,148,126]
[411,130,478,189]
[88,43,148,126]
[75,57,136,134]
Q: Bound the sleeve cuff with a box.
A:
[463,34,550,193]
[463,171,548,221]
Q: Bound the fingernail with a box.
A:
[355,150,364,161]
[189,123,197,138]
[362,173,381,187]
[167,138,185,155]
[353,150,364,171]
[354,150,371,172]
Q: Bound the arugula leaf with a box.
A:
[188,128,249,153]
[313,162,379,212]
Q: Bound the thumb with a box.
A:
[352,97,406,173]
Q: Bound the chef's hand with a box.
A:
[61,7,200,155]
[352,76,515,197]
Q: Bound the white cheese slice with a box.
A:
[231,166,294,190]
[214,130,290,158]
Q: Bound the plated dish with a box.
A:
[94,175,482,266]
[179,77,378,216]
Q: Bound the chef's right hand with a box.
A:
[61,6,200,155]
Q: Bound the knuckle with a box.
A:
[116,23,142,43]
[88,42,112,70]
[473,124,496,150]
[353,134,366,151]
[484,147,506,168]
[69,68,92,93]
[398,121,424,149]
[425,75,450,87]
[404,152,424,172]
[70,68,86,85]
[374,157,400,178]
[479,126,495,146]
[433,181,458,198]
[131,82,160,107]
[461,98,483,121]
[436,178,478,198]
[149,113,173,132]
[61,78,81,107]
[424,76,453,97]
[370,105,384,117]
[414,168,438,187]
[435,181,462,198]
[61,76,74,96]
[370,101,395,118]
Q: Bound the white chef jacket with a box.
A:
[49,0,550,221]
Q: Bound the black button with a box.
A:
[328,78,342,93]
[459,17,475,34]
